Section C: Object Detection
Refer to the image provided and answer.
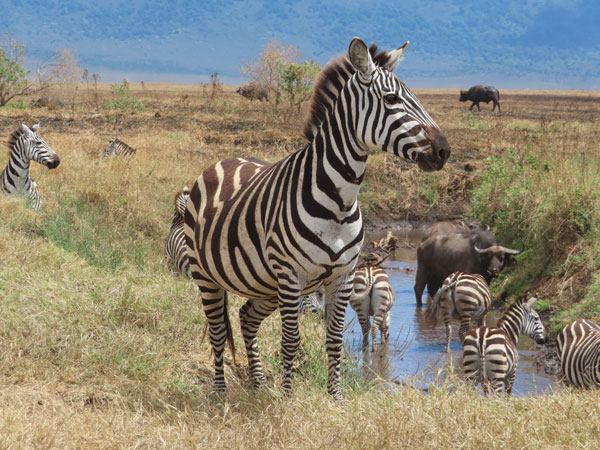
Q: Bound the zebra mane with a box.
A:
[7,126,27,154]
[497,296,529,325]
[302,44,394,142]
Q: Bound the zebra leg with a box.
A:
[278,287,303,394]
[371,315,381,353]
[459,316,472,345]
[443,309,452,353]
[359,311,371,351]
[324,277,353,400]
[199,283,231,393]
[239,299,278,388]
[505,369,516,396]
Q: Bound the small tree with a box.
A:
[0,38,29,106]
[240,39,301,102]
[277,60,320,113]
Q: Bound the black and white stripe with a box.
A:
[99,138,136,158]
[165,187,191,276]
[462,296,546,396]
[423,272,491,352]
[298,292,324,315]
[349,266,395,352]
[557,319,600,388]
[1,123,60,210]
[184,37,450,398]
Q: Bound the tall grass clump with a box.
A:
[471,134,600,326]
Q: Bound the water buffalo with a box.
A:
[459,85,501,112]
[236,84,268,101]
[422,219,482,242]
[414,229,522,306]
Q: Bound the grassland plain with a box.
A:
[0,83,599,448]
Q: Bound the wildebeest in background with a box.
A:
[236,84,269,101]
[459,85,501,112]
[414,229,523,306]
[422,219,483,242]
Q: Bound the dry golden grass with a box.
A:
[1,84,599,448]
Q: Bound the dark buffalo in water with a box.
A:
[459,85,501,112]
[421,219,483,242]
[414,229,522,306]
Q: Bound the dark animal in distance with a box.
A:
[422,219,482,242]
[414,229,523,306]
[236,84,269,101]
[459,85,501,112]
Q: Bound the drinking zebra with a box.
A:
[1,123,60,210]
[184,37,450,399]
[99,138,136,158]
[462,296,546,396]
[299,292,324,315]
[557,319,600,388]
[165,186,191,276]
[349,266,395,352]
[423,272,491,352]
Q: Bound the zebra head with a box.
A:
[174,186,190,218]
[14,123,60,169]
[521,297,546,344]
[347,38,450,172]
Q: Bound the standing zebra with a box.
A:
[423,272,491,352]
[557,319,600,388]
[1,123,60,210]
[349,266,395,352]
[165,186,191,276]
[184,37,450,399]
[462,296,546,396]
[99,138,136,158]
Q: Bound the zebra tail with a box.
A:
[223,291,237,366]
[480,337,487,388]
[423,286,447,327]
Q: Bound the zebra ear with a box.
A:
[19,123,31,134]
[386,41,409,71]
[525,296,537,309]
[31,123,40,132]
[349,37,376,79]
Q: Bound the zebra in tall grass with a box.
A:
[349,266,395,352]
[423,272,491,352]
[1,123,60,210]
[99,138,136,158]
[165,186,191,276]
[557,319,600,388]
[184,37,450,398]
[462,296,546,396]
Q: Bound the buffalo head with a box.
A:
[474,243,524,274]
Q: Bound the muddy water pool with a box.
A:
[343,229,557,396]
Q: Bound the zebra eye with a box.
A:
[384,93,401,104]
[35,141,43,146]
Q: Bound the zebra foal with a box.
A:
[99,138,136,158]
[165,187,191,276]
[184,37,450,398]
[462,296,546,396]
[423,272,491,352]
[1,123,60,210]
[557,319,600,388]
[349,266,395,352]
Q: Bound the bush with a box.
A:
[104,80,144,113]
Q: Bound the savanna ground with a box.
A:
[1,82,600,448]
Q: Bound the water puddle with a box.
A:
[343,228,557,396]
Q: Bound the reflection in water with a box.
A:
[344,228,557,396]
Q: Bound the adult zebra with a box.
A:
[462,296,546,396]
[184,37,450,399]
[349,265,395,352]
[1,123,60,210]
[99,138,136,158]
[165,186,191,276]
[423,272,491,353]
[557,319,600,388]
